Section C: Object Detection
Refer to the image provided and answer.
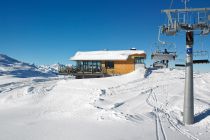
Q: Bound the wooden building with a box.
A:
[70,49,146,78]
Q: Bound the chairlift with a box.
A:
[153,61,168,68]
[201,28,210,35]
[192,34,210,64]
[162,24,179,36]
[151,51,176,60]
[174,50,209,66]
[151,27,177,61]
[175,64,186,67]
[175,58,186,67]
[193,59,209,64]
[193,50,209,64]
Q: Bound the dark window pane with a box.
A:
[77,61,102,72]
[105,61,114,68]
[135,57,144,64]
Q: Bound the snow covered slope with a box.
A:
[0,68,210,140]
[0,54,56,78]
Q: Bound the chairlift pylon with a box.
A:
[161,0,210,125]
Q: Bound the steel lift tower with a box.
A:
[161,1,210,125]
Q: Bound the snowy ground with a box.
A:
[0,68,210,140]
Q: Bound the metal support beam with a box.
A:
[162,8,210,13]
[183,31,194,124]
[166,11,173,26]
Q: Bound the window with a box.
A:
[105,61,114,69]
[92,61,102,72]
[76,61,83,71]
[76,61,102,72]
[135,57,144,64]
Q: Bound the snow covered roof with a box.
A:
[70,50,146,61]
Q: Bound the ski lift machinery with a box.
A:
[160,0,210,125]
[151,27,177,68]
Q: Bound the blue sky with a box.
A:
[0,0,210,71]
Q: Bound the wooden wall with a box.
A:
[102,53,146,75]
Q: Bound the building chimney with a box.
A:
[130,47,136,50]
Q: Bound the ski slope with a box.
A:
[0,67,210,140]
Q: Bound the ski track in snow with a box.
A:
[94,77,168,139]
[148,88,167,140]
[0,78,61,107]
[0,69,210,140]
[146,86,200,140]
[0,78,58,95]
[93,70,203,140]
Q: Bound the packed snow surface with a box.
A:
[70,50,145,60]
[0,67,210,140]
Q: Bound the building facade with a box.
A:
[70,50,146,78]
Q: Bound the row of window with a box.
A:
[76,57,144,71]
[134,57,145,64]
[78,61,101,72]
[77,61,114,70]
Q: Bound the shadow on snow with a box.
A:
[195,108,210,123]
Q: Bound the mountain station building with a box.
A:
[70,49,146,78]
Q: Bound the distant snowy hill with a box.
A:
[38,63,72,74]
[38,64,60,74]
[0,54,57,78]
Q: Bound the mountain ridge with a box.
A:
[0,54,57,78]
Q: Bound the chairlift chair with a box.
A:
[151,27,177,61]
[153,61,168,69]
[193,50,210,64]
[151,45,177,68]
[151,51,176,60]
[175,64,186,67]
[151,27,177,68]
[162,24,179,36]
[175,58,186,67]
[175,50,209,66]
[193,59,209,64]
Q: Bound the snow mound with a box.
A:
[0,54,56,78]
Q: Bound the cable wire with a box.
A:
[169,0,174,9]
